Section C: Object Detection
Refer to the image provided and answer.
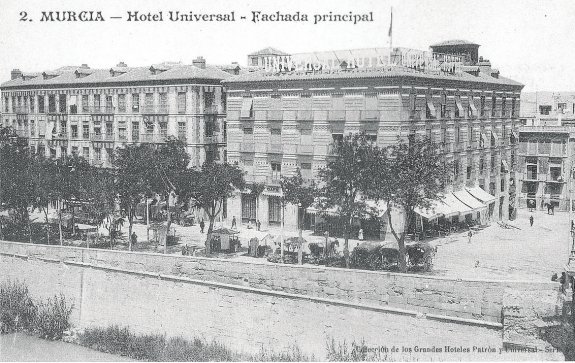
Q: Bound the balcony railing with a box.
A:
[267,144,283,154]
[141,134,155,142]
[547,174,564,182]
[204,134,224,144]
[88,106,114,114]
[267,175,281,186]
[91,133,103,141]
[143,106,169,114]
[54,133,68,140]
[240,143,255,153]
[15,106,29,114]
[104,134,115,141]
[523,172,538,181]
[296,144,314,155]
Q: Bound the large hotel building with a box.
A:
[224,41,523,233]
[1,40,524,237]
[1,57,232,167]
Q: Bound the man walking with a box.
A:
[231,216,237,229]
[199,219,205,234]
[529,214,534,227]
[467,230,472,243]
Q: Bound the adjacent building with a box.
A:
[1,57,231,167]
[517,92,575,211]
[223,41,523,234]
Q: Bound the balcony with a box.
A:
[267,175,281,186]
[104,134,115,141]
[240,143,255,153]
[15,106,29,114]
[204,134,224,144]
[143,106,168,114]
[547,174,564,183]
[296,144,314,155]
[54,133,68,140]
[88,106,114,114]
[519,125,570,134]
[523,172,539,181]
[204,105,219,114]
[91,133,103,141]
[267,144,283,154]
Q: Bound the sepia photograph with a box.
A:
[1,0,575,361]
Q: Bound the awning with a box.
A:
[456,100,464,116]
[414,199,444,220]
[501,160,509,173]
[469,101,478,116]
[240,98,253,118]
[443,193,474,215]
[491,131,499,146]
[466,186,496,204]
[452,190,487,211]
[480,133,487,148]
[307,203,340,216]
[427,101,436,117]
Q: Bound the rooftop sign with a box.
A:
[262,47,463,75]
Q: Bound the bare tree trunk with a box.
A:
[57,200,63,246]
[387,203,408,273]
[343,216,351,268]
[205,216,215,254]
[43,208,50,245]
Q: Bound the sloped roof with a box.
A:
[248,47,289,56]
[1,62,233,88]
[223,66,523,88]
[431,39,480,47]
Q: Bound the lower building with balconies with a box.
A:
[223,41,523,234]
[1,58,233,168]
[517,125,575,211]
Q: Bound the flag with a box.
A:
[388,8,393,37]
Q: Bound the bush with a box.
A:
[0,280,36,333]
[34,293,73,340]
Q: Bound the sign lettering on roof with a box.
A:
[262,47,462,76]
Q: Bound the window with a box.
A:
[300,163,312,170]
[511,98,516,117]
[94,148,101,161]
[502,97,507,117]
[539,105,552,115]
[468,124,473,145]
[106,122,114,138]
[59,94,67,113]
[365,134,377,144]
[118,127,126,140]
[132,122,140,141]
[268,196,282,224]
[409,92,416,116]
[160,122,168,139]
[501,178,506,192]
[455,96,463,118]
[60,120,67,135]
[242,194,257,222]
[178,122,186,140]
[332,133,344,144]
[467,165,472,180]
[29,96,34,113]
[106,96,113,112]
[558,103,567,112]
[94,94,101,110]
[440,93,447,118]
[132,94,140,112]
[48,95,56,113]
[82,124,90,139]
[270,128,282,135]
[3,97,7,112]
[71,125,78,138]
[118,94,126,113]
[240,98,253,118]
[491,96,496,117]
[455,125,460,145]
[243,127,254,134]
[60,146,67,156]
[251,58,259,66]
[204,91,215,112]
[30,120,35,137]
[83,147,89,159]
[72,146,78,156]
[491,155,496,171]
[177,92,186,114]
[93,121,101,137]
[480,158,484,173]
[82,95,89,113]
[145,93,154,113]
[480,96,485,117]
[159,93,168,113]
[426,100,436,119]
[441,127,447,145]
[11,96,16,112]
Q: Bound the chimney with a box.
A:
[81,64,89,69]
[117,62,127,67]
[11,69,22,80]
[477,59,492,74]
[192,56,206,69]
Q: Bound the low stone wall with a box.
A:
[0,241,556,324]
[0,241,562,359]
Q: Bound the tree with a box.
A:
[281,168,317,264]
[0,126,36,242]
[31,156,59,244]
[84,167,119,248]
[317,133,378,268]
[114,144,156,251]
[370,136,451,273]
[190,162,245,254]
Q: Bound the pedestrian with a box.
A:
[529,215,534,227]
[358,228,364,241]
[231,216,237,229]
[199,219,205,234]
[131,232,137,246]
[467,230,472,243]
[257,220,261,231]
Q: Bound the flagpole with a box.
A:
[388,7,393,65]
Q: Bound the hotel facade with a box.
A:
[223,41,524,234]
[0,57,230,168]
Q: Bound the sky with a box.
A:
[0,0,573,92]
